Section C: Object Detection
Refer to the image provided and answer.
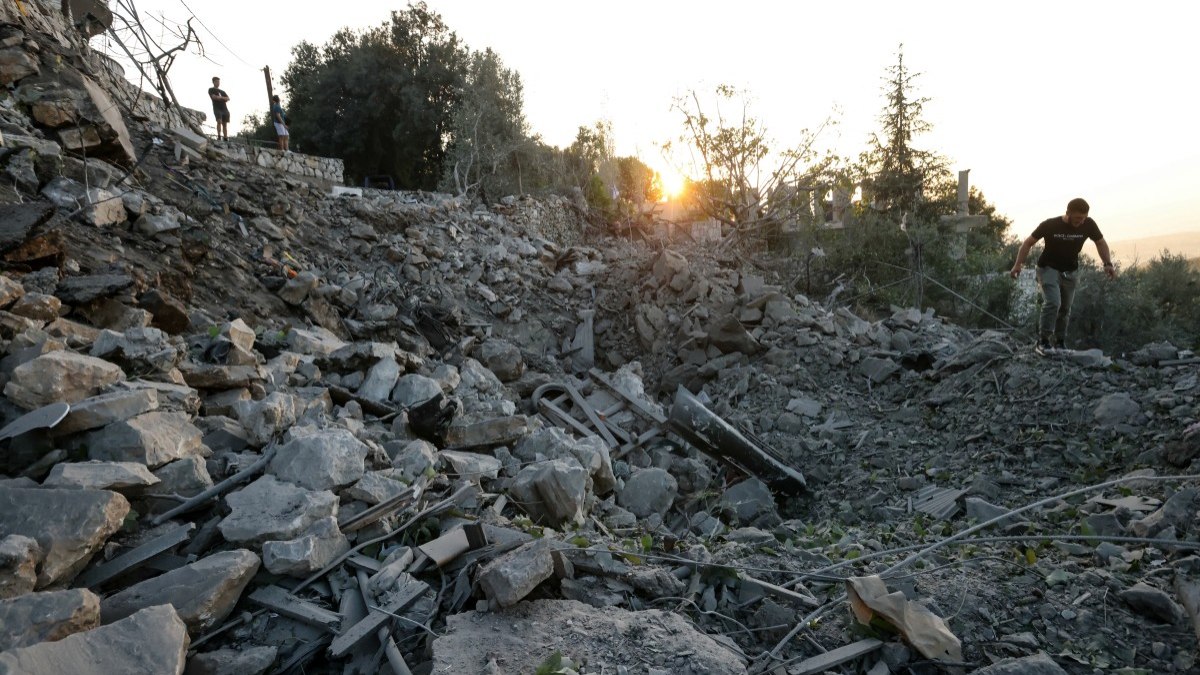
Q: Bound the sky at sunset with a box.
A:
[114,1,1199,244]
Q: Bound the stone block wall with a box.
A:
[218,144,344,186]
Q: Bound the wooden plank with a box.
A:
[789,638,883,675]
[74,523,194,589]
[248,585,342,631]
[329,579,429,658]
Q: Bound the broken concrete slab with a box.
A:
[261,517,349,577]
[439,450,501,481]
[100,549,260,633]
[217,475,338,546]
[0,604,188,674]
[0,486,128,587]
[83,411,204,469]
[477,537,555,608]
[43,460,160,491]
[52,387,159,435]
[0,535,40,599]
[3,350,125,409]
[618,467,678,518]
[0,588,100,651]
[431,599,746,674]
[269,427,368,491]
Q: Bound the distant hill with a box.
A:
[1092,231,1200,269]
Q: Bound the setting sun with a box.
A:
[658,167,686,200]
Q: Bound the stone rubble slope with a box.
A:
[0,3,1198,675]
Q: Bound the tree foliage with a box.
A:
[280,3,468,188]
[665,85,834,245]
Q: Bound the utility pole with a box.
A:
[262,66,274,111]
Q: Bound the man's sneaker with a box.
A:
[1035,338,1053,356]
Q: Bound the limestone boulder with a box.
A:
[233,391,298,447]
[53,388,159,435]
[83,411,203,469]
[269,427,368,491]
[100,550,260,633]
[218,475,338,546]
[508,459,589,527]
[514,427,615,494]
[40,177,126,227]
[391,373,442,407]
[440,450,502,482]
[358,356,401,402]
[477,538,555,608]
[43,460,160,491]
[344,471,410,505]
[261,517,349,577]
[3,350,125,409]
[0,604,188,675]
[617,467,678,518]
[0,487,129,587]
[478,339,524,382]
[8,292,61,322]
[0,588,100,651]
[91,327,181,374]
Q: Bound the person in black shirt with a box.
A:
[1009,198,1116,352]
[208,76,230,141]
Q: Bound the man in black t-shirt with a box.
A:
[208,76,230,142]
[1009,198,1117,352]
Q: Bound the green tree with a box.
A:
[860,45,945,218]
[439,48,529,199]
[281,2,467,188]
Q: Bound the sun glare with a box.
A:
[659,168,686,200]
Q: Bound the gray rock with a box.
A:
[0,487,128,587]
[455,358,504,397]
[970,653,1066,675]
[0,535,40,599]
[786,397,823,418]
[0,604,188,675]
[444,415,531,449]
[113,380,200,414]
[440,450,502,481]
[269,427,368,491]
[0,588,100,651]
[286,326,346,357]
[8,293,61,322]
[3,350,125,410]
[514,427,616,494]
[509,459,590,527]
[706,314,761,354]
[43,460,160,491]
[391,373,442,407]
[389,439,437,481]
[357,356,401,402]
[1131,488,1197,537]
[278,271,318,305]
[618,467,678,518]
[84,411,204,469]
[53,388,159,435]
[0,275,25,308]
[184,646,278,675]
[41,177,125,227]
[478,339,524,382]
[965,497,1013,524]
[1120,582,1184,624]
[717,477,774,524]
[134,212,180,236]
[344,471,410,505]
[261,517,349,577]
[1093,392,1141,427]
[91,327,180,374]
[101,549,259,633]
[147,457,214,513]
[54,273,134,305]
[0,203,52,256]
[1084,512,1126,537]
[477,538,555,608]
[218,475,338,546]
[179,363,264,391]
[233,391,298,447]
[860,356,900,384]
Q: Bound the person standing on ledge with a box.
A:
[208,76,230,142]
[1009,198,1117,353]
[271,95,290,152]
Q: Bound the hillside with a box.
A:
[1100,231,1200,268]
[0,5,1198,675]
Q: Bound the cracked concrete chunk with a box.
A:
[3,350,125,409]
[0,588,100,651]
[43,460,160,491]
[83,411,203,469]
[477,538,555,608]
[218,475,338,546]
[509,458,589,527]
[269,427,368,491]
[0,535,40,599]
[0,604,188,675]
[261,517,348,577]
[0,486,128,587]
[100,549,260,633]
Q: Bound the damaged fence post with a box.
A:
[668,385,806,494]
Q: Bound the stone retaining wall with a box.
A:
[218,144,344,187]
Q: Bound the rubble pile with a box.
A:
[1,4,1199,675]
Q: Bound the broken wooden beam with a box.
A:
[74,522,194,589]
[328,579,429,658]
[248,585,342,632]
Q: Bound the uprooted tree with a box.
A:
[664,84,835,247]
